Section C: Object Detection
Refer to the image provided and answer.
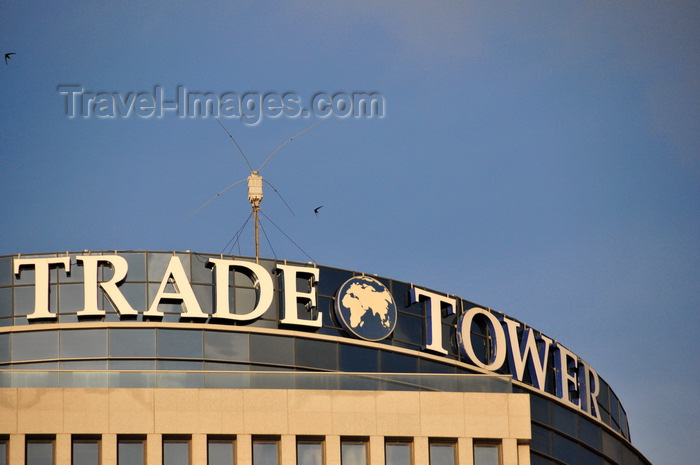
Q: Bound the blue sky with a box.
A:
[1,1,698,463]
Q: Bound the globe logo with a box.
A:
[334,276,397,341]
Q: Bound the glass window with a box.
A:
[114,282,147,314]
[72,437,100,465]
[315,297,338,331]
[380,351,418,374]
[620,410,629,439]
[295,339,338,371]
[109,329,156,358]
[551,403,577,438]
[120,253,147,282]
[297,439,323,465]
[610,396,620,426]
[0,257,12,286]
[164,438,190,465]
[578,417,602,450]
[316,268,353,297]
[391,281,422,316]
[149,253,191,282]
[385,441,411,465]
[250,334,294,366]
[13,285,38,317]
[597,378,610,411]
[204,331,250,362]
[191,254,216,284]
[208,437,235,465]
[579,445,604,465]
[0,439,7,465]
[193,284,214,315]
[341,441,367,465]
[61,329,108,359]
[468,333,488,366]
[530,424,552,456]
[529,394,550,424]
[157,329,203,359]
[339,344,378,372]
[0,287,12,317]
[419,359,456,374]
[26,438,54,465]
[252,438,278,465]
[148,282,188,316]
[429,442,455,465]
[552,433,578,465]
[0,334,9,363]
[118,437,144,465]
[601,430,622,464]
[234,287,259,316]
[13,331,59,362]
[392,313,423,346]
[58,283,84,315]
[473,443,500,465]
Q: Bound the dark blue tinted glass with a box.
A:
[380,350,417,373]
[552,434,578,465]
[296,338,338,370]
[339,344,379,372]
[250,334,294,366]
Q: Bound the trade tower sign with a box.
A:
[9,252,599,420]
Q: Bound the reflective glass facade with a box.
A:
[0,251,651,465]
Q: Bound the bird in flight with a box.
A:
[5,53,16,65]
[314,206,323,217]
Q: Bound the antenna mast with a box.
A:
[247,171,264,262]
[192,118,326,262]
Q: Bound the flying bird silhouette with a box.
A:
[4,53,15,65]
[314,206,323,217]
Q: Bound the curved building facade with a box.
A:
[0,251,652,465]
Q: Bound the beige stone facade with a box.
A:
[0,387,531,464]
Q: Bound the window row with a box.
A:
[2,435,502,465]
[0,328,461,376]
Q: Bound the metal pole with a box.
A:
[253,206,260,263]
